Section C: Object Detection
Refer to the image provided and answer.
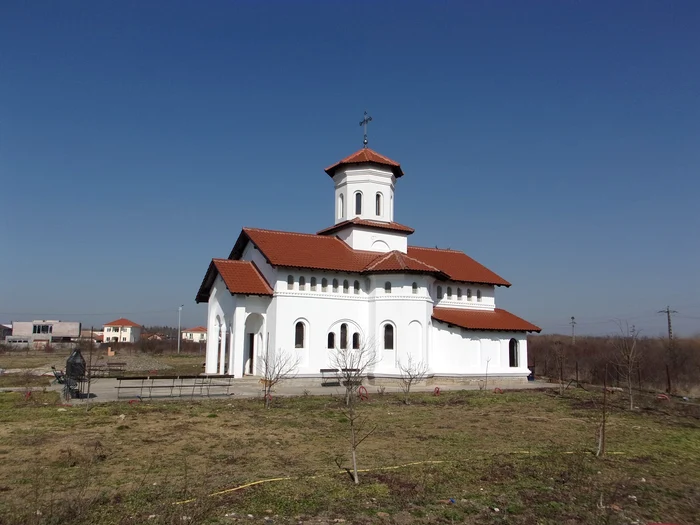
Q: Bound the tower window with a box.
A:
[338,194,344,219]
[384,282,392,294]
[352,332,360,349]
[355,192,362,215]
[287,275,294,290]
[310,277,317,291]
[333,279,339,293]
[294,322,305,348]
[457,288,462,300]
[467,288,472,301]
[375,193,382,216]
[437,286,443,299]
[354,280,360,294]
[412,282,418,294]
[322,278,328,292]
[340,323,348,349]
[299,276,306,290]
[343,279,349,294]
[447,287,452,299]
[327,332,335,349]
[477,289,482,302]
[383,324,394,350]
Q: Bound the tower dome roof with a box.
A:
[324,147,404,178]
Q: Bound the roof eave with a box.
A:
[431,316,541,333]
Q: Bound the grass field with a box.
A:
[0,388,698,525]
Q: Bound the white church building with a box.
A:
[196,146,540,383]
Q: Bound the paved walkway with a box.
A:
[38,377,557,405]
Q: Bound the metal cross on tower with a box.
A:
[359,111,373,148]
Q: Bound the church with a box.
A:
[196,142,540,384]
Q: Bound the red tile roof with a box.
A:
[317,218,415,236]
[407,246,511,286]
[196,259,273,302]
[231,228,379,273]
[432,307,541,333]
[363,251,445,275]
[325,147,404,178]
[184,326,207,333]
[104,318,141,328]
[226,228,510,286]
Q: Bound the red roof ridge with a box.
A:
[363,250,442,273]
[317,218,415,236]
[104,317,141,327]
[409,245,462,254]
[184,326,207,332]
[243,227,337,241]
[432,307,541,333]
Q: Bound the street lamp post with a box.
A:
[177,305,184,354]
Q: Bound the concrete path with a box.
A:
[42,377,557,406]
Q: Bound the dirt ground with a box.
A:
[0,387,698,525]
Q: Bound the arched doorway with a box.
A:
[244,313,264,376]
[509,338,519,367]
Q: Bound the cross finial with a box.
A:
[359,111,372,148]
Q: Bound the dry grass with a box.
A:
[0,388,698,524]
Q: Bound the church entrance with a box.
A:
[243,313,264,376]
[247,333,255,375]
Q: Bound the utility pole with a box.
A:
[570,316,577,345]
[658,305,678,348]
[177,305,183,354]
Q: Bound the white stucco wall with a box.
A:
[345,227,408,253]
[182,331,207,342]
[333,166,396,224]
[431,282,496,310]
[104,325,141,343]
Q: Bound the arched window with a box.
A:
[467,288,472,301]
[412,282,418,294]
[477,289,482,302]
[355,192,362,215]
[338,194,344,219]
[352,332,360,349]
[354,280,360,294]
[457,288,462,300]
[340,323,348,349]
[322,278,328,292]
[287,275,294,290]
[384,281,392,294]
[333,279,339,293]
[509,338,519,367]
[343,279,349,294]
[447,287,452,299]
[383,324,394,350]
[327,332,335,349]
[299,276,306,290]
[437,286,443,299]
[295,322,305,348]
[310,277,317,291]
[375,192,382,216]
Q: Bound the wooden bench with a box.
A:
[107,362,126,375]
[320,368,340,387]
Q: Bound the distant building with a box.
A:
[1,324,12,341]
[142,332,168,341]
[7,320,81,347]
[103,318,142,343]
[182,326,207,343]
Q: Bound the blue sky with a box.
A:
[1,1,698,336]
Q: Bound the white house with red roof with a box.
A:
[196,146,540,383]
[103,318,142,343]
[182,326,207,343]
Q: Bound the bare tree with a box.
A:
[329,341,379,407]
[329,342,380,484]
[260,346,299,409]
[612,321,641,410]
[553,340,566,395]
[397,355,428,405]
